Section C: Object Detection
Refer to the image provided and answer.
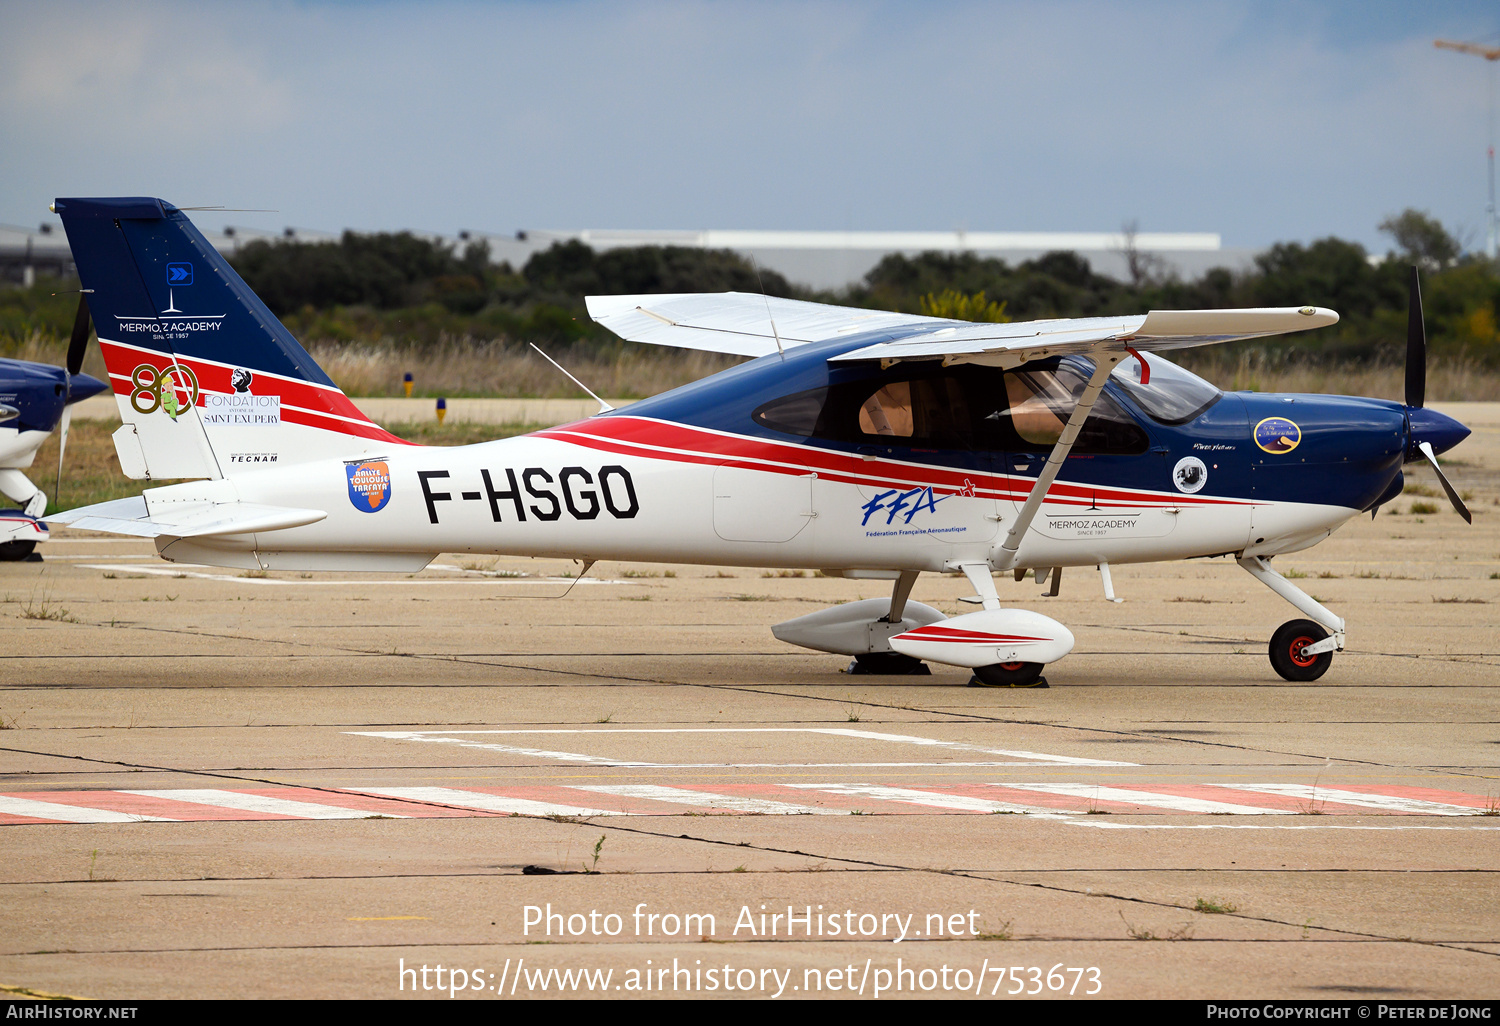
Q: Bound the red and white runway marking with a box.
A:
[0,782,1494,825]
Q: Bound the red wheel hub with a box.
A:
[1288,636,1318,667]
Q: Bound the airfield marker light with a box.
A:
[404,372,413,397]
[436,397,447,424]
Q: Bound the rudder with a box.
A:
[54,196,412,480]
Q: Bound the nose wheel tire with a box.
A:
[971,661,1046,687]
[1268,619,1333,682]
[0,540,37,561]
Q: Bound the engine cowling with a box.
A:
[889,608,1075,670]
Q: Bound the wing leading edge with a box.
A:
[584,292,959,357]
[830,306,1340,367]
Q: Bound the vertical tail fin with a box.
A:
[53,197,412,480]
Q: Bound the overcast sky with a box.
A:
[4,0,1500,254]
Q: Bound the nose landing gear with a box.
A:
[1268,619,1333,681]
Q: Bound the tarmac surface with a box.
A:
[0,402,1496,1001]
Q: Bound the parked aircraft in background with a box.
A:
[1,342,107,558]
[44,197,1471,685]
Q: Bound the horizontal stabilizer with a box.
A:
[586,292,955,357]
[48,496,326,538]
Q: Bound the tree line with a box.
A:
[2,208,1496,366]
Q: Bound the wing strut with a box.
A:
[994,350,1124,572]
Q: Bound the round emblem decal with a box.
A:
[1254,416,1301,454]
[1172,456,1208,494]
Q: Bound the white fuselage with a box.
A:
[144,421,1358,574]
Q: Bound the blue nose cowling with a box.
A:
[1407,406,1470,460]
[66,372,108,404]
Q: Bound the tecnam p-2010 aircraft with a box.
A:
[47,197,1472,686]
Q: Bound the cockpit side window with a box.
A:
[1111,353,1221,424]
[752,387,827,437]
[752,359,1147,455]
[989,360,1149,454]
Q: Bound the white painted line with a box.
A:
[78,565,621,586]
[350,728,1134,769]
[1065,822,1500,831]
[0,795,176,823]
[45,554,157,560]
[118,789,403,820]
[1231,784,1480,816]
[349,732,657,767]
[786,783,1069,816]
[814,728,1133,767]
[573,784,842,815]
[996,783,1291,815]
[353,787,615,818]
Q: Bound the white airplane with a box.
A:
[46,197,1472,686]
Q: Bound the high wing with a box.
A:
[587,292,1338,365]
[584,292,959,357]
[48,496,326,539]
[830,307,1339,367]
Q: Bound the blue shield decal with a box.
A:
[166,262,193,286]
[346,460,392,512]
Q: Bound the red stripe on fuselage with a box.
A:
[537,416,1251,510]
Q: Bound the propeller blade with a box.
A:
[54,405,71,510]
[1417,441,1472,524]
[1405,265,1426,409]
[66,295,92,379]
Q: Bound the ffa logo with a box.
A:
[346,461,392,512]
[1254,417,1301,454]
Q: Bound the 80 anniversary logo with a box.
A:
[129,362,200,420]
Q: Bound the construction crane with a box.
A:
[1436,39,1500,258]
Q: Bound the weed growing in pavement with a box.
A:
[594,713,614,724]
[1480,795,1500,817]
[20,586,73,622]
[1193,897,1239,914]
[1120,912,1192,941]
[584,835,606,874]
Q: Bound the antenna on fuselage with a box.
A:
[528,343,614,414]
[750,256,786,360]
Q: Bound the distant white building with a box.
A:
[482,229,1257,290]
[4,221,1255,290]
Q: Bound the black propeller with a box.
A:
[55,294,94,504]
[66,293,91,377]
[1405,265,1425,409]
[1403,266,1471,523]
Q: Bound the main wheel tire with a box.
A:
[972,661,1045,687]
[0,540,36,561]
[846,652,931,676]
[1268,619,1333,682]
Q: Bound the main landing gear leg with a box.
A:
[847,571,930,676]
[960,562,1048,689]
[1238,555,1345,682]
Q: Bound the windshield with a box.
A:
[1110,352,1221,425]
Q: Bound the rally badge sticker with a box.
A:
[1253,417,1301,454]
[346,460,392,513]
